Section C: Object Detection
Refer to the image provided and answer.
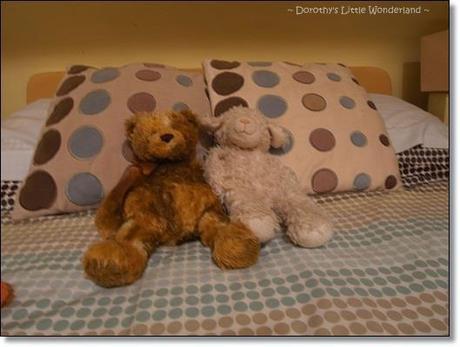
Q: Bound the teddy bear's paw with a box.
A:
[288,216,333,248]
[212,224,260,269]
[82,240,147,288]
[244,215,278,243]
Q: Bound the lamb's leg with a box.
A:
[276,191,333,248]
[198,208,260,269]
[83,213,166,288]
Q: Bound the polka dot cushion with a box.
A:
[12,63,210,220]
[202,60,402,194]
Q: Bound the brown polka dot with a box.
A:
[311,168,338,193]
[19,171,57,211]
[46,97,74,126]
[366,321,384,333]
[379,134,390,146]
[371,309,387,321]
[413,321,431,333]
[308,315,323,328]
[377,299,391,309]
[385,175,397,189]
[309,128,335,152]
[236,314,250,325]
[150,323,165,334]
[269,310,285,321]
[122,140,137,163]
[324,311,340,323]
[315,328,331,335]
[367,100,377,110]
[144,63,165,68]
[340,310,357,321]
[286,308,301,319]
[210,59,240,70]
[397,322,415,335]
[274,322,290,334]
[302,304,317,315]
[214,96,248,116]
[68,65,91,74]
[429,318,447,331]
[401,309,418,319]
[349,322,367,335]
[420,293,435,303]
[252,313,267,325]
[417,307,434,317]
[222,329,236,336]
[390,298,406,307]
[387,310,403,321]
[201,319,217,331]
[219,316,233,328]
[256,326,272,335]
[433,291,447,302]
[406,296,422,305]
[184,320,200,332]
[381,322,398,334]
[33,129,61,165]
[302,93,327,111]
[431,304,447,315]
[317,299,332,309]
[56,75,85,96]
[347,298,362,308]
[333,298,347,309]
[135,70,162,81]
[291,320,307,334]
[127,92,156,113]
[238,327,255,335]
[212,72,244,95]
[166,321,182,334]
[351,77,360,85]
[356,309,372,320]
[293,71,315,84]
[331,325,349,335]
[132,324,148,334]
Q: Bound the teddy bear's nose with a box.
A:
[160,133,174,143]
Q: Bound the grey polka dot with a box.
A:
[66,172,104,206]
[176,75,193,87]
[353,173,371,190]
[257,95,287,118]
[340,96,356,109]
[53,320,69,331]
[269,128,294,155]
[91,68,120,83]
[350,131,368,147]
[172,102,190,112]
[68,126,103,159]
[248,61,272,67]
[36,318,52,330]
[252,70,280,88]
[80,90,111,115]
[327,73,341,81]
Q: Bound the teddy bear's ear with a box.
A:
[195,113,224,133]
[268,124,288,148]
[179,109,199,126]
[125,116,137,138]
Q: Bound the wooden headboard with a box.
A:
[26,66,392,103]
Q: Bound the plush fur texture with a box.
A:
[82,110,260,288]
[197,106,334,247]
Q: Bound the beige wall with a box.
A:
[1,1,448,117]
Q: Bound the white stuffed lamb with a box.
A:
[198,106,333,248]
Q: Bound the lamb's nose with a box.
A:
[160,133,174,143]
[240,118,250,124]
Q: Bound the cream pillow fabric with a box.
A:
[202,59,401,194]
[13,63,210,219]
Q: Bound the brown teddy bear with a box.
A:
[83,110,260,288]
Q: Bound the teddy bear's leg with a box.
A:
[276,192,333,248]
[226,200,280,244]
[83,215,164,288]
[198,208,260,269]
[95,166,144,239]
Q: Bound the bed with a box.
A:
[0,67,449,336]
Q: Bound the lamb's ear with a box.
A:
[268,124,288,148]
[195,113,224,133]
